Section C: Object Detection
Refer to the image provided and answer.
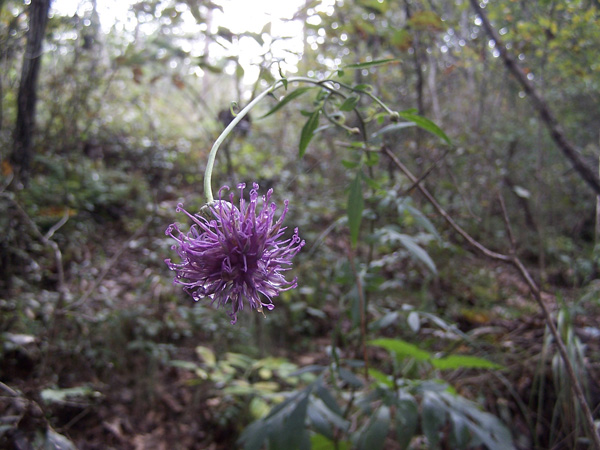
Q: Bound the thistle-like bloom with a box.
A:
[165,183,305,324]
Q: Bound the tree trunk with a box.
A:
[404,0,425,153]
[11,0,51,184]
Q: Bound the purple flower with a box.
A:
[165,183,305,324]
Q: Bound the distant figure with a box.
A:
[218,108,252,137]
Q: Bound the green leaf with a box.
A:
[431,355,503,371]
[407,311,420,332]
[311,434,351,450]
[299,109,321,158]
[371,122,416,139]
[364,151,380,167]
[363,176,381,190]
[311,396,350,431]
[250,397,271,419]
[239,419,270,450]
[368,338,431,361]
[358,405,390,450]
[449,411,470,450]
[401,201,441,241]
[368,368,394,388]
[395,396,418,450]
[353,83,373,92]
[315,384,344,417]
[398,233,436,273]
[347,173,364,247]
[261,87,314,118]
[195,346,216,366]
[168,360,198,371]
[338,367,364,388]
[345,58,399,69]
[341,159,361,169]
[307,402,334,440]
[283,392,310,448]
[339,95,360,111]
[376,226,437,273]
[397,111,451,144]
[422,392,446,448]
[41,386,101,405]
[434,392,515,450]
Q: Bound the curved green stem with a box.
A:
[204,84,277,203]
[204,77,310,203]
[335,80,399,119]
[203,76,398,203]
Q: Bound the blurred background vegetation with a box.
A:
[1,0,599,448]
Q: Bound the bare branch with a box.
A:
[1,193,68,301]
[382,146,510,262]
[383,146,600,449]
[469,0,600,195]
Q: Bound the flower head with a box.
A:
[165,183,305,324]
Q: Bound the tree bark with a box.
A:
[404,0,425,152]
[11,0,52,184]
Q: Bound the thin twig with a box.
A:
[382,147,510,262]
[383,146,600,448]
[0,381,20,397]
[0,193,68,301]
[497,191,517,251]
[401,149,450,196]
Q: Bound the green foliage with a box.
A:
[368,337,502,370]
[239,356,513,450]
[1,0,599,448]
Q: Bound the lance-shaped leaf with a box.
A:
[299,109,321,158]
[345,58,399,69]
[397,110,451,144]
[347,173,364,247]
[261,87,314,118]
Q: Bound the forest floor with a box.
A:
[2,208,600,450]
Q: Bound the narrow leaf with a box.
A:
[345,58,399,69]
[315,385,343,416]
[353,83,373,92]
[283,393,310,448]
[368,368,394,388]
[358,406,391,450]
[376,227,437,273]
[238,419,270,450]
[339,96,360,111]
[371,122,416,139]
[407,311,420,332]
[299,109,321,158]
[307,402,334,440]
[338,367,364,388]
[422,392,446,448]
[397,111,451,144]
[431,355,503,371]
[368,338,431,361]
[395,233,437,274]
[347,173,364,247]
[261,87,314,118]
[395,396,418,450]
